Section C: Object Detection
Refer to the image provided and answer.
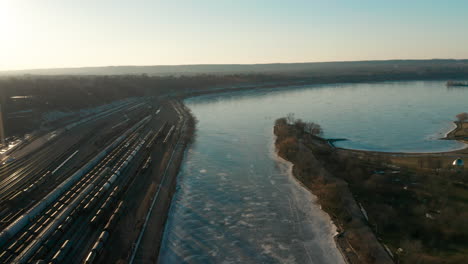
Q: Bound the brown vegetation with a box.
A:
[275,117,468,264]
[275,117,393,264]
[0,74,295,137]
[456,112,468,123]
[445,114,468,141]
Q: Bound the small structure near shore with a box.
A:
[452,157,464,167]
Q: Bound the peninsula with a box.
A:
[274,116,468,264]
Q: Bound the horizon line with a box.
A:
[2,58,468,73]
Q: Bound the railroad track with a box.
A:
[0,115,152,263]
[0,147,64,200]
[68,134,152,263]
[0,98,147,184]
[0,133,89,205]
[0,99,164,263]
[43,122,161,263]
[0,150,51,184]
[0,115,129,215]
[128,102,187,264]
[32,138,140,263]
[0,147,62,229]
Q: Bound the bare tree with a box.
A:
[294,119,306,131]
[456,112,468,123]
[286,113,295,124]
[274,117,287,127]
[304,121,323,136]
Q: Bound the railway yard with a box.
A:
[0,97,192,264]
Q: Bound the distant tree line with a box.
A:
[0,74,299,137]
[1,66,467,137]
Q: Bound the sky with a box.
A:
[1,0,468,71]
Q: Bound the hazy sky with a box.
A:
[1,0,468,71]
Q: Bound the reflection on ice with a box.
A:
[159,81,468,263]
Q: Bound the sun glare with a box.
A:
[0,1,15,36]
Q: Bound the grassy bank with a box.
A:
[274,118,468,264]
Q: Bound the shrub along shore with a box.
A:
[274,117,468,264]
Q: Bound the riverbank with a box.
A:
[444,121,468,141]
[274,119,393,264]
[274,118,468,264]
[129,101,197,263]
[95,100,196,264]
[174,74,468,101]
[161,80,468,263]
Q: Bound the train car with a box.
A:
[50,240,71,264]
[98,231,109,243]
[0,251,9,262]
[34,246,48,260]
[83,251,96,264]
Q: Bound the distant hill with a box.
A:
[2,59,468,76]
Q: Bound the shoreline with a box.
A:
[180,79,468,158]
[270,133,346,263]
[442,121,459,139]
[166,81,467,263]
[331,121,468,156]
[274,118,468,263]
[96,100,196,263]
[175,77,468,102]
[443,120,468,142]
[273,123,393,264]
[139,101,196,262]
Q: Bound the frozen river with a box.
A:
[159,81,468,263]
